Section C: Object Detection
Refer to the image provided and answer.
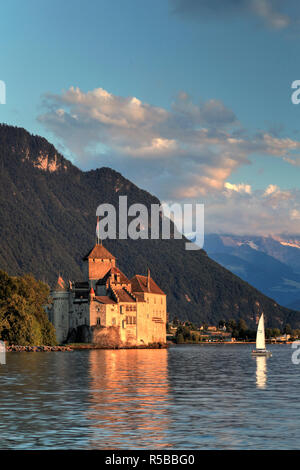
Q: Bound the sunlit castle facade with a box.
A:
[48,242,167,346]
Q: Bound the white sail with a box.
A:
[256,313,266,350]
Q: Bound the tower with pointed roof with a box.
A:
[49,275,70,343]
[83,243,116,282]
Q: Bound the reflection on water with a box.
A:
[0,344,299,449]
[256,356,267,390]
[87,349,172,449]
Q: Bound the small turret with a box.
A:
[89,287,95,301]
[54,274,66,292]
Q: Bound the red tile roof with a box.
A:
[110,266,130,284]
[131,275,165,295]
[94,296,117,304]
[96,266,130,285]
[54,275,67,291]
[115,288,136,303]
[82,243,116,261]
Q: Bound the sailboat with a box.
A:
[251,313,272,357]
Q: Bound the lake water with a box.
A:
[0,344,299,449]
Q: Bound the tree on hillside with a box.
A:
[227,319,237,332]
[238,319,247,332]
[284,323,292,336]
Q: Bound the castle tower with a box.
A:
[82,243,116,285]
[50,275,70,344]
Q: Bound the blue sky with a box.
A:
[1,0,300,234]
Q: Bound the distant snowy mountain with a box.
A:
[204,234,300,308]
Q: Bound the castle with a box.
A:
[47,241,167,346]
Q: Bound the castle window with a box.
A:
[97,317,101,325]
[133,317,136,325]
[112,317,116,325]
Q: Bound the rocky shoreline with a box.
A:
[7,345,73,352]
[69,342,168,350]
[5,342,168,352]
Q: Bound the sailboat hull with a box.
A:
[251,349,272,357]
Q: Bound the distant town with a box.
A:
[167,319,299,344]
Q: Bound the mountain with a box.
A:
[0,123,299,329]
[204,234,300,308]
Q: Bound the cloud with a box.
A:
[38,86,300,201]
[38,86,300,235]
[165,183,300,236]
[203,184,300,235]
[264,184,279,195]
[224,182,252,194]
[171,0,293,30]
[283,156,300,166]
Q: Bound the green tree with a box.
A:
[176,333,184,344]
[272,328,281,338]
[238,319,247,332]
[0,270,56,345]
[292,329,300,339]
[265,328,272,339]
[227,319,237,332]
[284,323,292,335]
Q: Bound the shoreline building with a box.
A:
[48,242,167,346]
